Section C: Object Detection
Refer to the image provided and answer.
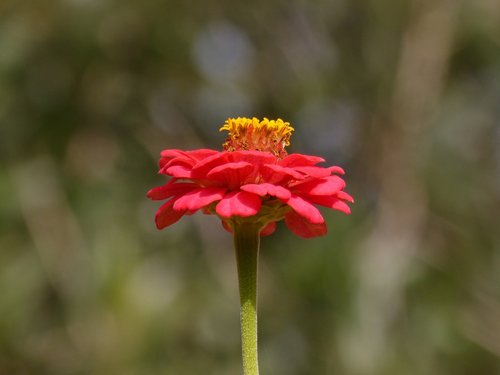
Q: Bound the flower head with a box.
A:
[147,117,353,238]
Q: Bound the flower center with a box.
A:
[220,117,294,158]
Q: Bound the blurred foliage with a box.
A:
[1,0,500,374]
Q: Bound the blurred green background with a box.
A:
[1,0,499,374]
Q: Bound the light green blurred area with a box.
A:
[1,0,500,374]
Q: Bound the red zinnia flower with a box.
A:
[147,117,353,238]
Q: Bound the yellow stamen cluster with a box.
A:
[220,117,294,158]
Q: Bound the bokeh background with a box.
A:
[1,0,500,374]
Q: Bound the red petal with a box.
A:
[284,194,324,224]
[164,165,192,178]
[308,196,352,214]
[232,150,277,165]
[284,211,327,238]
[240,183,291,200]
[160,149,190,158]
[173,187,226,211]
[147,182,197,200]
[191,152,229,179]
[329,166,345,175]
[159,158,169,168]
[207,161,255,187]
[184,149,219,160]
[160,159,185,173]
[279,153,325,167]
[292,166,333,178]
[155,199,186,229]
[158,149,218,171]
[260,221,277,236]
[261,164,305,184]
[330,200,351,214]
[337,191,354,203]
[216,191,262,218]
[293,176,346,196]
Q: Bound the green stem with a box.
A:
[233,222,261,375]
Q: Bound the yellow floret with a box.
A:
[220,117,294,157]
